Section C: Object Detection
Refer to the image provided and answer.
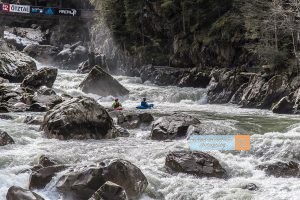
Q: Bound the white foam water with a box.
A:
[1,69,300,200]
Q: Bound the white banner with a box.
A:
[9,4,30,14]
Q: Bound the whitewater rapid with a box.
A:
[1,69,300,200]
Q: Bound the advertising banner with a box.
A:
[10,4,30,14]
[43,7,57,15]
[58,8,80,17]
[1,3,10,12]
[31,6,44,14]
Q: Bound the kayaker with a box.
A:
[112,98,123,110]
[137,97,154,109]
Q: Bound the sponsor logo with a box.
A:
[2,3,10,12]
[10,4,30,13]
[189,135,251,151]
[31,6,43,14]
[44,8,56,15]
[58,9,79,16]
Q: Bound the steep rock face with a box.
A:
[21,67,58,90]
[0,51,37,82]
[41,96,118,140]
[56,159,148,199]
[80,66,129,96]
[241,75,290,109]
[165,151,227,178]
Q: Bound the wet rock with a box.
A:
[165,151,227,178]
[257,161,300,178]
[0,114,14,120]
[241,75,290,109]
[32,94,63,110]
[56,159,148,199]
[114,125,130,137]
[178,70,211,88]
[0,51,37,82]
[41,96,118,140]
[21,68,58,90]
[0,130,15,146]
[23,115,43,125]
[56,42,88,69]
[6,186,44,200]
[151,115,200,140]
[27,103,48,112]
[80,66,129,96]
[140,65,187,86]
[89,181,128,200]
[0,77,9,84]
[241,183,258,191]
[29,165,67,189]
[37,86,56,95]
[23,44,59,63]
[272,96,294,114]
[207,69,249,104]
[117,112,154,129]
[77,53,107,74]
[38,155,58,167]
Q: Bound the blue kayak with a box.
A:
[136,104,154,109]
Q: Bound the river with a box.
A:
[1,68,300,200]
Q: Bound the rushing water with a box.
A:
[1,68,300,200]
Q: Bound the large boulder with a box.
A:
[257,161,300,178]
[89,181,128,200]
[151,115,200,140]
[21,67,58,90]
[23,44,59,63]
[0,130,14,146]
[6,186,44,200]
[80,66,129,97]
[56,159,148,199]
[165,151,227,178]
[40,96,118,140]
[0,51,37,82]
[117,112,154,129]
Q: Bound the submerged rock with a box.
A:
[117,112,154,129]
[56,159,148,199]
[0,51,37,82]
[80,66,129,96]
[89,181,128,200]
[257,161,300,178]
[151,115,200,140]
[38,155,59,168]
[41,96,118,140]
[6,186,44,200]
[21,67,58,90]
[241,183,259,191]
[0,130,14,146]
[165,151,227,178]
